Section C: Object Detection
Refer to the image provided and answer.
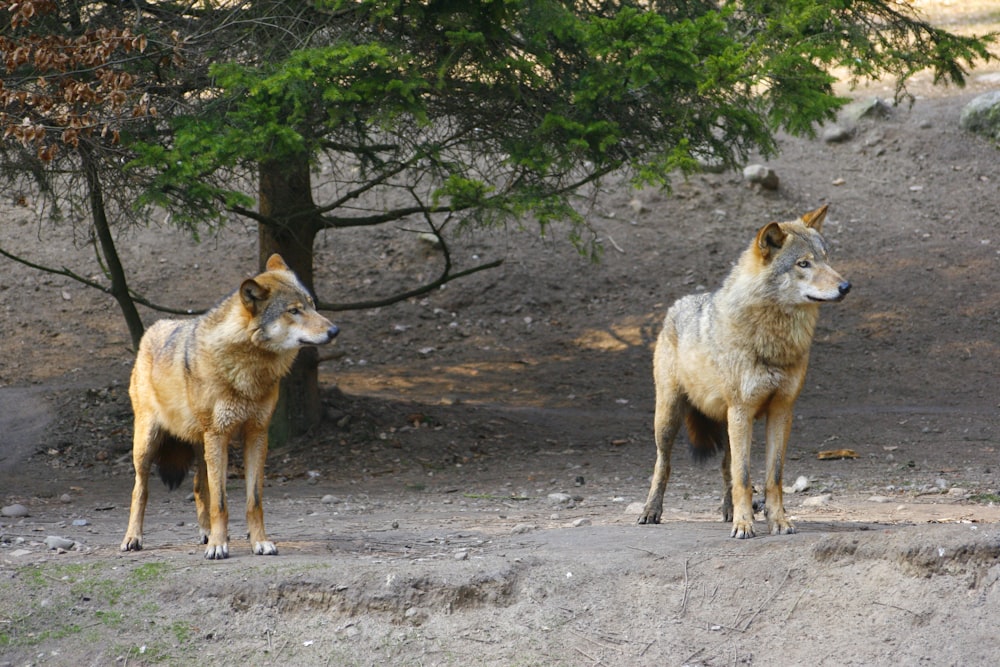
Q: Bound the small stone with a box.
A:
[823,124,854,143]
[10,549,32,558]
[547,493,572,505]
[801,494,832,507]
[784,476,811,494]
[418,232,442,248]
[571,518,592,528]
[868,496,892,503]
[1,504,29,518]
[44,536,76,550]
[321,495,339,504]
[454,550,469,561]
[624,502,645,515]
[60,494,73,504]
[960,90,1000,140]
[71,519,89,527]
[511,523,535,535]
[842,97,892,122]
[743,164,779,190]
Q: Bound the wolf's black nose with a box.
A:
[838,281,852,296]
[328,325,340,339]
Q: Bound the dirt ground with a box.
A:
[3,3,1000,666]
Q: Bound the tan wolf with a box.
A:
[637,205,850,538]
[120,254,339,559]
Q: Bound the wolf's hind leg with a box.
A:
[638,389,685,525]
[121,419,161,552]
[193,453,211,545]
[720,443,733,522]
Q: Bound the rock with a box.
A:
[10,549,32,558]
[960,90,1000,140]
[624,502,645,515]
[71,519,89,527]
[44,536,76,550]
[1,504,29,518]
[801,494,832,507]
[742,164,779,190]
[511,523,535,535]
[60,494,73,504]
[547,493,572,505]
[784,475,811,494]
[454,550,469,561]
[842,97,892,122]
[321,495,339,504]
[571,518,592,528]
[418,232,442,248]
[823,124,855,143]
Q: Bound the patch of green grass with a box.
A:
[129,561,171,584]
[96,610,125,627]
[117,642,173,665]
[969,492,1000,504]
[8,560,177,651]
[170,620,194,644]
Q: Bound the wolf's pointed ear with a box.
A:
[240,278,270,314]
[265,254,289,272]
[800,204,829,231]
[755,222,786,260]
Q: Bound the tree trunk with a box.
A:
[81,145,145,349]
[258,153,323,444]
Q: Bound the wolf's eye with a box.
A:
[796,260,811,269]
[288,307,300,315]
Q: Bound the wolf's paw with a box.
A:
[768,519,796,535]
[253,540,278,556]
[120,536,143,552]
[730,519,756,539]
[199,528,210,545]
[721,504,733,522]
[204,542,229,560]
[636,507,662,525]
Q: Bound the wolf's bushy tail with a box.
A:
[685,409,728,461]
[157,436,195,490]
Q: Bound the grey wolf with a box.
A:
[637,205,850,538]
[120,254,339,559]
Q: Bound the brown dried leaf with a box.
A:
[817,449,859,461]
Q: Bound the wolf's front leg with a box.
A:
[243,424,277,555]
[764,405,796,535]
[727,408,755,539]
[202,431,230,559]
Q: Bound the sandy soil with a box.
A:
[3,3,1000,665]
